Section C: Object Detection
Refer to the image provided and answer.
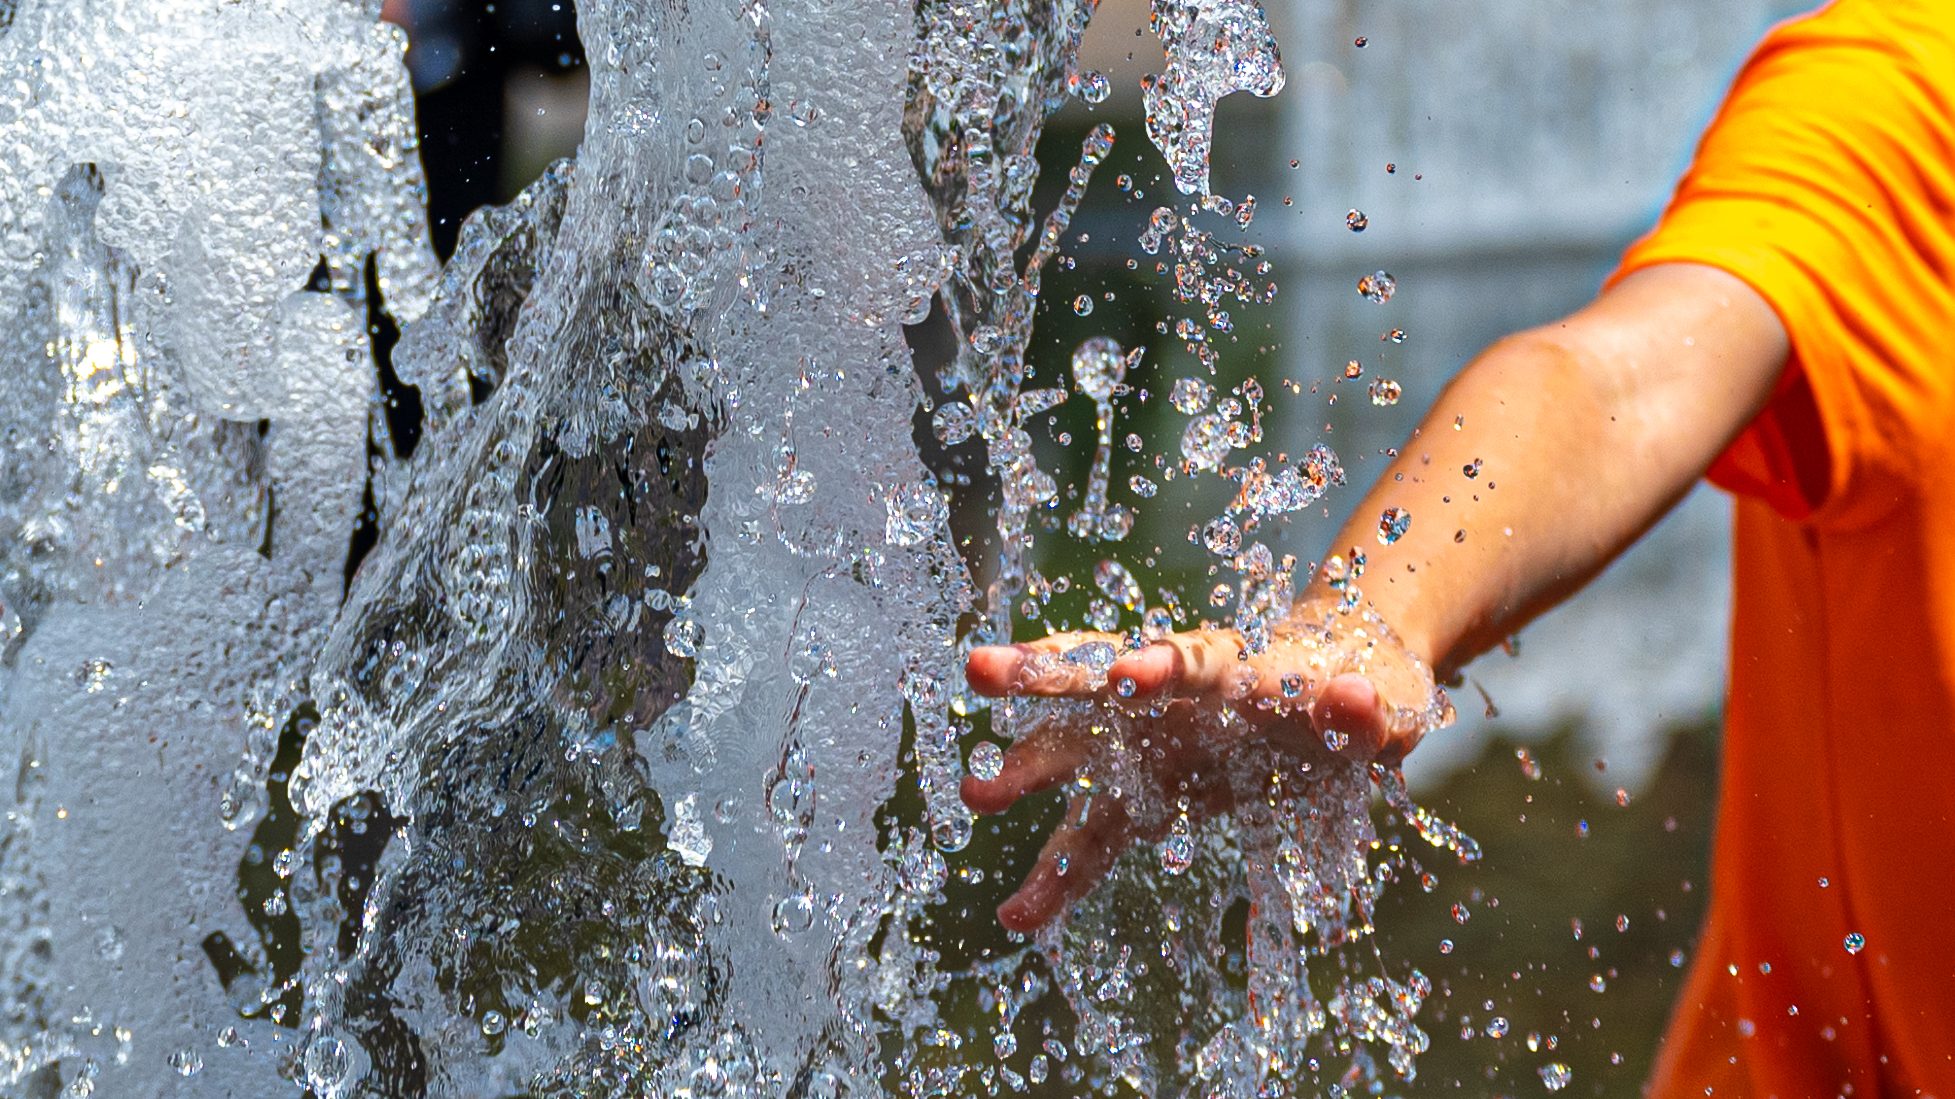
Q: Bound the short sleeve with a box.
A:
[1608,3,1955,529]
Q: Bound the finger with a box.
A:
[1307,673,1399,760]
[997,794,1132,933]
[1104,630,1251,701]
[961,731,1091,815]
[965,632,1123,698]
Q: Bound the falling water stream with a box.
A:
[0,0,1485,1095]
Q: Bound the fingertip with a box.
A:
[960,773,1016,815]
[1108,643,1179,697]
[997,887,1056,934]
[965,645,1024,697]
[1311,673,1390,758]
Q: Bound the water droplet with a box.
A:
[1343,359,1363,379]
[1450,902,1470,924]
[1114,676,1138,697]
[1383,327,1408,344]
[1070,69,1112,104]
[1844,932,1866,955]
[1181,414,1234,470]
[1486,1016,1510,1038]
[1127,474,1158,499]
[885,483,949,546]
[1670,949,1687,967]
[1345,208,1369,232]
[167,1048,203,1077]
[1368,378,1402,406]
[1201,517,1242,556]
[969,741,1005,781]
[1279,674,1303,698]
[1354,35,1369,47]
[1377,507,1412,545]
[1323,728,1350,753]
[1438,938,1453,954]
[1539,1062,1573,1091]
[1357,270,1396,303]
[773,893,817,935]
[1159,828,1194,875]
[932,401,976,445]
[1094,559,1144,610]
[1170,376,1214,415]
[481,1011,507,1037]
[1072,294,1094,316]
[664,613,703,658]
[303,1036,352,1097]
[1588,973,1607,992]
[1616,914,1629,932]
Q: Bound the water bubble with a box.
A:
[1369,378,1403,406]
[969,741,1005,781]
[1346,208,1369,232]
[1377,507,1412,545]
[1357,270,1396,303]
[932,401,976,445]
[1539,1063,1573,1091]
[1280,674,1303,698]
[481,1011,507,1037]
[1114,676,1138,697]
[970,325,1004,354]
[1322,728,1350,753]
[1844,932,1866,955]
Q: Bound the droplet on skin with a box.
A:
[1377,506,1411,545]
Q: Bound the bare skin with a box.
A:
[964,263,1792,933]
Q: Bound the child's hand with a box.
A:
[961,594,1449,931]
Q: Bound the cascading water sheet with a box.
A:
[0,0,1482,1095]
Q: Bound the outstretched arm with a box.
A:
[1311,261,1788,680]
[964,261,1790,932]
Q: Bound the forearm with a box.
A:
[1303,264,1789,679]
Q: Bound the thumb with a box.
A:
[1308,673,1422,764]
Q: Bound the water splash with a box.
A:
[0,0,1486,1094]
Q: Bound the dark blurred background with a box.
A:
[375,1,1821,1092]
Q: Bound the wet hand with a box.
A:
[961,596,1447,932]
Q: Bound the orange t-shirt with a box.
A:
[1612,2,1955,1095]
